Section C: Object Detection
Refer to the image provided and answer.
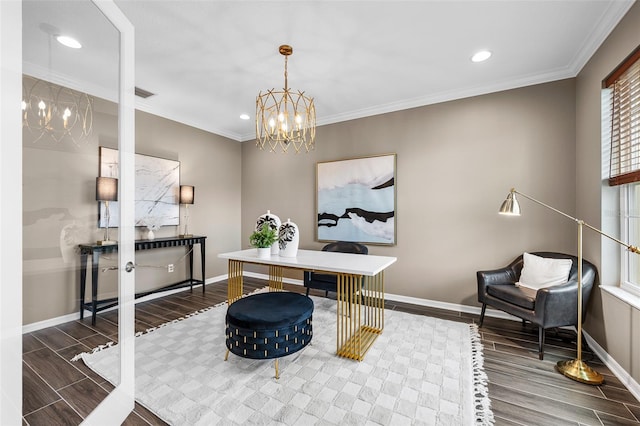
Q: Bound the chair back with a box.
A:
[322,241,368,255]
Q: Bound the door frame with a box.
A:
[0,0,136,423]
[0,0,24,423]
[82,1,136,423]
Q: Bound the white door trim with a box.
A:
[0,1,23,423]
[82,1,136,423]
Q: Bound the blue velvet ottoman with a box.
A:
[224,291,314,379]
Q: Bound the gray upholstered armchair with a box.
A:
[477,252,597,360]
[304,241,368,296]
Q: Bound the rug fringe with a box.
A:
[469,323,495,425]
[71,341,115,362]
[70,287,268,362]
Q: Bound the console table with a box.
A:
[218,249,396,361]
[79,235,206,325]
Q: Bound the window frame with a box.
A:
[620,183,640,297]
[605,44,640,296]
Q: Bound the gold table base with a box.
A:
[336,272,385,361]
[226,259,386,361]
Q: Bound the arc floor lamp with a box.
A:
[499,188,640,385]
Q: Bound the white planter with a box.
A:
[256,210,281,255]
[279,219,299,258]
[256,247,271,259]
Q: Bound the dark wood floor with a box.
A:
[22,278,640,425]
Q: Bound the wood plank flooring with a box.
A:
[22,278,640,425]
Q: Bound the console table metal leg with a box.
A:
[79,252,88,320]
[228,259,243,304]
[336,271,384,361]
[200,241,206,294]
[91,251,100,326]
[188,244,194,292]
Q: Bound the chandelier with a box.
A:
[22,30,93,145]
[256,45,316,153]
[22,77,93,144]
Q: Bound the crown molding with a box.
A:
[568,0,635,75]
[239,66,577,142]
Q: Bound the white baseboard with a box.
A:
[22,275,228,334]
[382,289,521,322]
[582,329,640,402]
[243,271,305,287]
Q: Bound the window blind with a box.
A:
[608,47,640,186]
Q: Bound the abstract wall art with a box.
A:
[98,147,180,228]
[316,153,396,245]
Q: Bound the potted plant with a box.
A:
[249,223,278,258]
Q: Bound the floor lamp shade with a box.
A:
[498,190,520,216]
[179,185,194,238]
[96,177,117,245]
[179,185,194,204]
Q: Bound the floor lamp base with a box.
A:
[556,359,604,385]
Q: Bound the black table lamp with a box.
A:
[96,176,118,245]
[179,185,194,238]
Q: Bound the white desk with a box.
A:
[218,249,397,361]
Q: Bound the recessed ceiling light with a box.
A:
[471,50,492,63]
[56,35,82,49]
[240,114,250,120]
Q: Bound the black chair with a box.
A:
[304,241,368,297]
[477,252,597,360]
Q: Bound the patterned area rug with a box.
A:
[78,291,494,425]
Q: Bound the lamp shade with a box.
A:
[180,185,195,204]
[499,191,520,215]
[96,177,118,202]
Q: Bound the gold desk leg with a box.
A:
[269,265,283,292]
[336,271,385,361]
[228,259,244,305]
[364,271,384,333]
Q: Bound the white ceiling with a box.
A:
[22,0,635,142]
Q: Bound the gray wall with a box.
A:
[23,93,241,325]
[22,1,640,386]
[242,79,577,305]
[576,2,640,384]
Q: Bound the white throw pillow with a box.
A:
[516,252,573,291]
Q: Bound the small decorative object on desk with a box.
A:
[279,219,299,258]
[142,217,162,240]
[249,223,279,259]
[256,210,281,255]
